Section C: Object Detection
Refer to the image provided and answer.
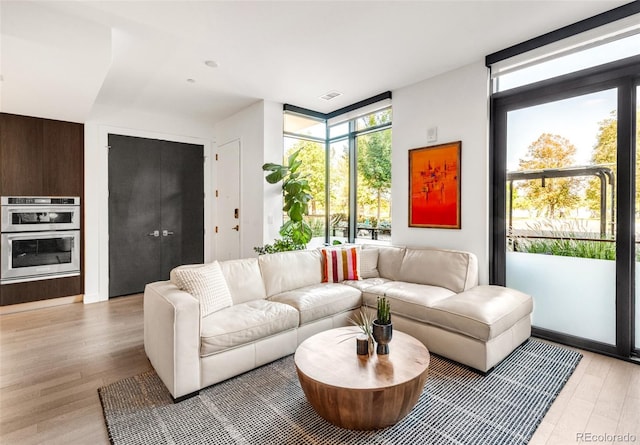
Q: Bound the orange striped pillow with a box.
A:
[320,247,361,283]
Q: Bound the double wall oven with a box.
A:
[1,197,81,284]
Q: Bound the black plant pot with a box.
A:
[372,320,393,355]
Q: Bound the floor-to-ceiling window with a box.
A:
[489,11,640,360]
[283,93,392,246]
[283,111,327,248]
[328,138,350,244]
[354,110,392,243]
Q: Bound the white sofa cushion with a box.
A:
[428,285,533,341]
[399,247,478,293]
[359,248,379,278]
[376,245,406,280]
[362,281,455,323]
[200,300,299,356]
[259,250,322,297]
[343,277,390,291]
[219,258,267,304]
[174,261,233,317]
[268,283,362,325]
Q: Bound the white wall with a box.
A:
[214,100,283,259]
[83,62,490,302]
[263,101,285,244]
[391,61,490,283]
[83,110,215,303]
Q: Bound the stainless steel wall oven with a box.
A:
[1,197,81,284]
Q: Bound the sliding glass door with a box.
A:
[491,58,639,359]
[505,88,618,345]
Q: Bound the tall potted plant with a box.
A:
[372,296,393,354]
[262,149,313,247]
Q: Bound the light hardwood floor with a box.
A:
[0,294,638,445]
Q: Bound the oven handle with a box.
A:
[5,205,80,213]
[4,230,80,240]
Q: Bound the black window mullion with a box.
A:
[324,122,331,245]
[490,97,507,285]
[616,78,636,356]
[348,120,357,243]
[634,78,640,355]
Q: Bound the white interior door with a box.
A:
[216,140,241,260]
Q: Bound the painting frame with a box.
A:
[408,141,461,229]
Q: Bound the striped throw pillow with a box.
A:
[321,247,361,283]
[174,261,233,317]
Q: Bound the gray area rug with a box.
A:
[99,339,581,445]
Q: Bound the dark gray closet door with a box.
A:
[108,134,204,297]
[159,140,205,273]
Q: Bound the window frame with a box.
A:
[283,92,392,245]
[489,54,640,361]
[328,114,392,244]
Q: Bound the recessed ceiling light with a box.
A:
[204,60,219,68]
[186,78,196,83]
[320,90,343,101]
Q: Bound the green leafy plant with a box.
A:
[253,237,305,255]
[509,219,621,260]
[376,296,391,325]
[262,149,313,246]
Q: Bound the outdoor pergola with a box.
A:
[507,166,615,237]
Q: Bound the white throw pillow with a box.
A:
[170,263,204,289]
[174,261,233,317]
[360,248,380,279]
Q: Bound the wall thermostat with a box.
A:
[427,126,438,143]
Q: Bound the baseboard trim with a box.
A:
[82,292,105,304]
[0,294,83,315]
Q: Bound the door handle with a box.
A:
[147,230,160,237]
[162,230,174,236]
[232,225,239,231]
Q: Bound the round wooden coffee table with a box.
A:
[294,327,430,430]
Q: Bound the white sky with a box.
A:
[503,30,640,171]
[507,88,618,171]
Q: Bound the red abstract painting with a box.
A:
[409,141,461,229]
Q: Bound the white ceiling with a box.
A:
[0,0,631,126]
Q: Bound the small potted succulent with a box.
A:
[372,296,393,354]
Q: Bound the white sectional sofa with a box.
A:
[143,245,532,400]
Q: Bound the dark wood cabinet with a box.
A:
[0,113,83,197]
[0,114,44,195]
[43,120,84,196]
[0,276,83,306]
[0,113,84,305]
